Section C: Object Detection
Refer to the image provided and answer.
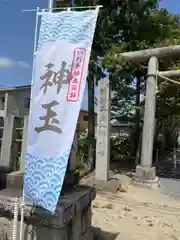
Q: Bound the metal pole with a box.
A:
[22,5,102,12]
[48,0,54,11]
[71,0,75,7]
[12,197,19,240]
[140,56,158,167]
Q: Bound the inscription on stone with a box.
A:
[95,79,110,181]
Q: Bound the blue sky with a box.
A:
[0,0,48,87]
[159,0,179,13]
[0,0,179,109]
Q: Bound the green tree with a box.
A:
[64,0,180,165]
[103,3,180,160]
[74,0,161,165]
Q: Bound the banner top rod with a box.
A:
[22,5,103,13]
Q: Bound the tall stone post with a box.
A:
[135,56,158,184]
[95,79,110,182]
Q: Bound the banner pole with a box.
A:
[19,7,40,240]
[12,197,19,240]
[22,5,103,13]
[48,0,53,12]
[71,0,75,7]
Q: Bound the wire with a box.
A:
[158,74,180,86]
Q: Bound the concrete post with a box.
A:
[95,79,110,182]
[0,114,15,167]
[20,116,29,172]
[135,56,158,183]
[0,93,17,168]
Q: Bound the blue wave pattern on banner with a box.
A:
[24,150,70,212]
[37,10,98,49]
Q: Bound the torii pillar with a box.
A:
[120,45,180,186]
[95,45,180,184]
[135,56,158,183]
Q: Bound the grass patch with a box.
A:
[93,202,100,208]
[103,204,113,209]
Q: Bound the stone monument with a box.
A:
[95,78,110,182]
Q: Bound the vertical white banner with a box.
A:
[24,9,99,213]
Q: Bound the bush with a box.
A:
[110,135,130,162]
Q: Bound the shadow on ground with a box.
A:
[93,227,119,240]
[110,162,135,179]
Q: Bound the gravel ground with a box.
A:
[92,183,180,240]
[91,174,180,240]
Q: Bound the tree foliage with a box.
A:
[74,0,180,160]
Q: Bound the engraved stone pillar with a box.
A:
[95,79,110,182]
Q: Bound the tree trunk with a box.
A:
[131,71,141,164]
[87,75,95,171]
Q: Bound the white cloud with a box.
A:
[0,58,12,68]
[16,61,30,69]
[0,57,29,69]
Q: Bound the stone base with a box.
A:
[132,165,160,188]
[6,171,23,189]
[0,186,95,240]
